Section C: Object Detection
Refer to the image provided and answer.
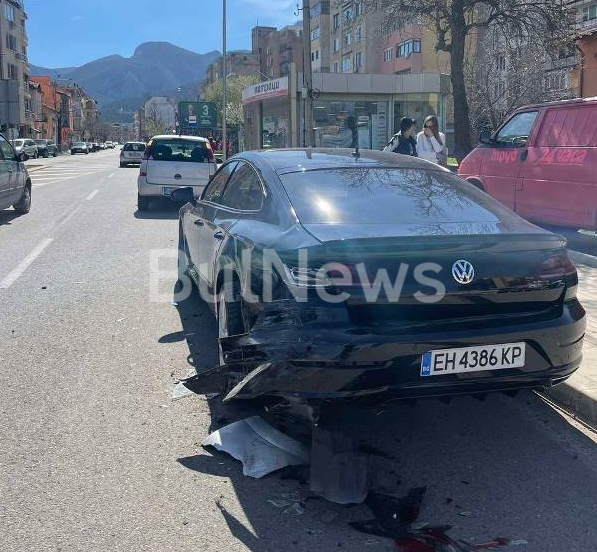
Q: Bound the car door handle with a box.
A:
[213,231,225,240]
[194,219,204,226]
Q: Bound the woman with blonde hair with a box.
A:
[416,115,447,166]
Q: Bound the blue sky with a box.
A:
[25,0,297,68]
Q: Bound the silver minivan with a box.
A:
[0,134,32,214]
[13,138,38,161]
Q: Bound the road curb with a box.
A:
[540,383,597,431]
[569,249,597,268]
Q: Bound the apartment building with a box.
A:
[252,25,276,77]
[575,0,597,96]
[309,0,331,72]
[328,1,382,74]
[202,50,260,93]
[0,0,31,138]
[254,24,303,79]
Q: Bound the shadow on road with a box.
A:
[0,209,22,226]
[168,282,597,551]
[133,200,181,220]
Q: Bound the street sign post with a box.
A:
[178,101,217,130]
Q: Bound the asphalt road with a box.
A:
[2,149,597,552]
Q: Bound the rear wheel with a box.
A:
[137,194,150,211]
[53,150,57,157]
[13,183,31,214]
[119,162,126,167]
[217,279,245,365]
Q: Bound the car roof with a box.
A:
[238,148,447,175]
[150,134,208,142]
[513,96,597,112]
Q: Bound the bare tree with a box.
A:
[365,0,573,159]
[144,103,168,137]
[467,27,576,132]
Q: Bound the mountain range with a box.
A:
[30,42,220,123]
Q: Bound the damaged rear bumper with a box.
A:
[206,299,586,402]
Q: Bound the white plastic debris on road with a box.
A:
[201,416,310,478]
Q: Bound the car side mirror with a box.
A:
[170,186,195,204]
[479,129,493,145]
[511,136,528,148]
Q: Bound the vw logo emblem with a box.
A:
[452,259,475,284]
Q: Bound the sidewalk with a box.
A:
[541,252,597,428]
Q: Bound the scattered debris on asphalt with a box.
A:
[310,426,368,504]
[201,416,310,478]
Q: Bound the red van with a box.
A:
[459,97,597,229]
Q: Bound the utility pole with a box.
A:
[301,0,314,147]
[222,0,227,161]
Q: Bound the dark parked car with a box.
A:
[0,133,32,214]
[71,142,89,155]
[173,149,585,403]
[34,139,58,158]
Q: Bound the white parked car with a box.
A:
[137,135,216,211]
[119,141,146,167]
[13,139,38,161]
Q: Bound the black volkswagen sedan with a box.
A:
[172,149,585,403]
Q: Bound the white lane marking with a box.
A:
[108,173,114,178]
[59,204,83,227]
[33,171,99,187]
[0,238,54,289]
[86,189,99,201]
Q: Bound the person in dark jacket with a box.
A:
[383,117,417,156]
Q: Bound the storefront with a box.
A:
[242,76,293,150]
[242,69,451,151]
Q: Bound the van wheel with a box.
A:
[468,179,485,192]
[13,183,31,214]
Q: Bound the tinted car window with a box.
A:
[203,161,238,203]
[123,142,146,152]
[14,140,23,147]
[280,168,510,224]
[0,136,15,160]
[148,138,208,162]
[220,162,264,211]
[495,112,537,146]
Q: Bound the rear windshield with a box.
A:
[14,140,23,146]
[74,142,85,147]
[148,139,208,162]
[280,168,507,225]
[123,143,146,152]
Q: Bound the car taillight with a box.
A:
[535,252,576,280]
[535,252,578,300]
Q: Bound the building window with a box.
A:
[383,47,393,62]
[582,4,597,20]
[396,39,421,58]
[497,55,506,70]
[354,52,363,68]
[5,34,16,51]
[333,61,339,72]
[355,25,362,42]
[316,49,319,60]
[311,27,320,40]
[5,4,15,22]
[355,2,363,16]
[342,57,352,72]
[311,2,321,18]
[8,63,17,79]
[343,7,353,21]
[312,50,319,62]
[333,13,340,30]
[343,32,351,46]
[333,38,340,52]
